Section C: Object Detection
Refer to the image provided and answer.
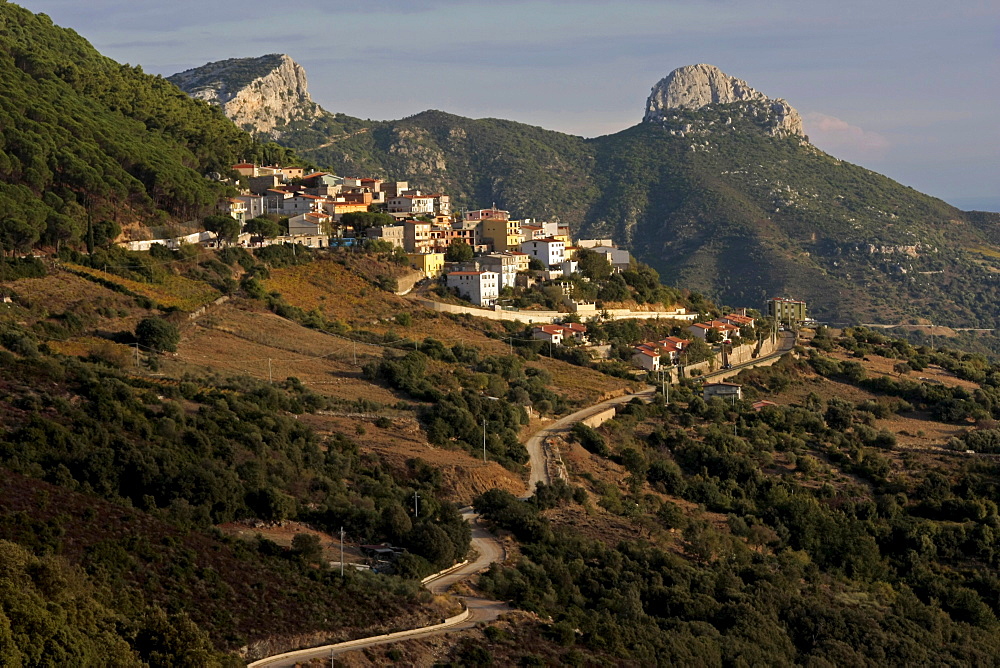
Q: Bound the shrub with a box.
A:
[135,317,180,353]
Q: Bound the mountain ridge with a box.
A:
[171,55,1000,328]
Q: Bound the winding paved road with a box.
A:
[248,332,796,665]
[522,388,656,498]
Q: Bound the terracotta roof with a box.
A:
[635,349,659,358]
[562,323,587,332]
[690,323,712,330]
[705,382,742,388]
[233,163,256,168]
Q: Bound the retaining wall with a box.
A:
[246,607,472,667]
[580,406,618,429]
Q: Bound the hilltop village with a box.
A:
[119,162,808,380]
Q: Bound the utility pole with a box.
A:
[268,358,273,384]
[413,491,420,517]
[340,526,345,577]
[482,419,487,462]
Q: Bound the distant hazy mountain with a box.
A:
[172,56,1000,326]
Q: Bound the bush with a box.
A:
[135,317,180,353]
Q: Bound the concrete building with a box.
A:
[446,270,500,307]
[588,245,631,271]
[234,195,267,220]
[478,253,521,289]
[482,218,525,252]
[388,194,436,215]
[767,297,807,325]
[703,382,743,401]
[403,221,433,253]
[366,225,405,249]
[521,238,566,267]
[632,345,661,372]
[465,208,509,222]
[288,211,331,236]
[409,252,446,278]
[532,325,564,346]
[248,174,284,195]
[221,198,248,223]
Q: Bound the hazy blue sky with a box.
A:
[20,0,1000,210]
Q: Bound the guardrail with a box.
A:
[246,606,472,667]
[421,559,470,585]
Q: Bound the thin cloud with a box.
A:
[804,112,889,159]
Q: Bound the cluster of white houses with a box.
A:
[212,164,635,306]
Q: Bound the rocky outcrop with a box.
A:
[644,64,803,138]
[168,54,320,137]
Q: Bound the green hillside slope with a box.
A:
[280,105,1000,327]
[0,3,295,252]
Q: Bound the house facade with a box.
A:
[481,218,524,252]
[521,238,566,267]
[703,382,743,401]
[446,270,500,307]
[767,298,807,324]
[409,252,446,278]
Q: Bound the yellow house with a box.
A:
[408,252,446,278]
[481,218,524,252]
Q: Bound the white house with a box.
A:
[704,382,742,401]
[235,194,267,220]
[289,194,327,216]
[446,270,500,307]
[288,212,332,236]
[388,194,436,215]
[479,253,520,289]
[532,325,564,345]
[521,237,565,267]
[632,345,661,372]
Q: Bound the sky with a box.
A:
[19,0,1000,210]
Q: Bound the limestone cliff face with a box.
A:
[168,54,320,136]
[644,64,804,138]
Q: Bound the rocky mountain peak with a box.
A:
[168,54,320,137]
[644,64,803,138]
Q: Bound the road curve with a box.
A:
[698,330,796,382]
[248,337,795,665]
[522,387,656,499]
[248,509,509,667]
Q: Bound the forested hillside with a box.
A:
[304,108,1000,327]
[0,3,295,253]
[456,330,1000,665]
